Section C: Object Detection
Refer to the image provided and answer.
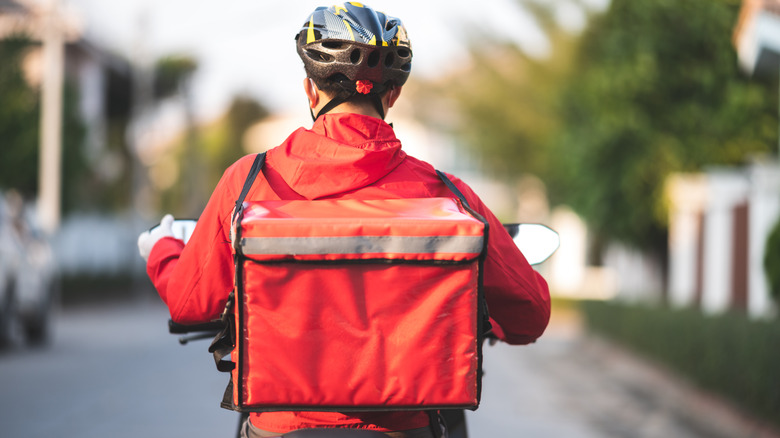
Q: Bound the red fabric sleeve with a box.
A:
[450,175,551,345]
[146,236,185,305]
[145,160,249,324]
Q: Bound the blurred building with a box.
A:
[0,0,133,171]
[705,0,780,319]
[734,0,780,76]
[2,0,137,278]
[667,162,780,319]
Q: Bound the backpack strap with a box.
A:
[212,152,268,412]
[437,168,492,409]
[435,170,470,209]
[232,152,266,223]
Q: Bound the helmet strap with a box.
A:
[312,93,386,121]
[310,79,388,121]
[370,94,386,120]
[313,94,351,121]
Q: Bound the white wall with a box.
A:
[700,169,749,314]
[667,162,780,318]
[666,174,708,308]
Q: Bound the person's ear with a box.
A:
[385,86,403,109]
[303,78,319,108]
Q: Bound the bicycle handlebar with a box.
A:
[168,319,225,335]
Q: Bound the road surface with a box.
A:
[0,299,776,437]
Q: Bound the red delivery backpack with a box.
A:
[212,153,491,413]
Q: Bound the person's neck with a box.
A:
[319,102,383,120]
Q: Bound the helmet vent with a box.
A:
[350,49,361,64]
[397,48,411,59]
[367,50,380,68]
[384,53,395,67]
[306,49,334,63]
[322,41,343,49]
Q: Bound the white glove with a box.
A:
[138,214,175,262]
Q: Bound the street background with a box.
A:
[1,295,776,438]
[3,1,780,436]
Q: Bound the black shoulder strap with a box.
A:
[232,152,266,223]
[436,169,470,209]
[213,153,268,401]
[438,167,492,406]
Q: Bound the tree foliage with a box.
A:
[202,95,270,191]
[411,4,574,183]
[154,55,198,100]
[0,37,40,195]
[0,36,87,212]
[415,0,777,255]
[157,95,269,215]
[553,0,775,253]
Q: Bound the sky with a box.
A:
[56,0,608,121]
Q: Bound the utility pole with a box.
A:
[37,0,64,234]
[129,11,153,221]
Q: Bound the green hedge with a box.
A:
[580,300,780,428]
[764,217,780,304]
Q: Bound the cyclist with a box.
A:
[138,3,550,437]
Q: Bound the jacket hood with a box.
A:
[270,113,407,199]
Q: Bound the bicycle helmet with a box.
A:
[295,2,413,120]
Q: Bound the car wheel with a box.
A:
[0,283,24,349]
[24,281,57,346]
[24,309,51,346]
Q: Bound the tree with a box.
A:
[156,95,269,215]
[410,2,576,184]
[553,0,776,255]
[141,54,269,216]
[213,96,269,181]
[154,55,198,100]
[0,37,40,195]
[152,54,205,216]
[415,0,778,259]
[0,36,87,212]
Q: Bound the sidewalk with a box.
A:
[465,307,780,438]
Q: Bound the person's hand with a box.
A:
[137,214,175,262]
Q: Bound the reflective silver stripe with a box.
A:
[241,235,484,255]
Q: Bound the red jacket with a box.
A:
[147,113,550,433]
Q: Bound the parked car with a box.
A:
[0,191,58,348]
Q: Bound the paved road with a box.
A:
[0,299,777,438]
[467,309,779,438]
[0,299,237,438]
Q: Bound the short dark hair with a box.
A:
[309,73,394,104]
